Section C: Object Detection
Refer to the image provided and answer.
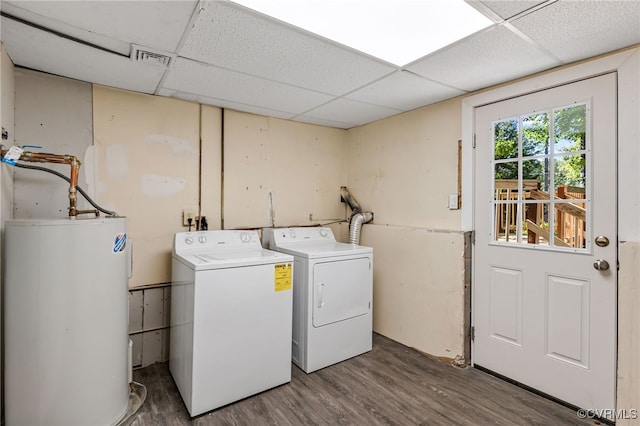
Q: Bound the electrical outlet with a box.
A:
[182,210,195,226]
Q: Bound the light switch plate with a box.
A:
[448,194,459,210]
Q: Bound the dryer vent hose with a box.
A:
[349,211,373,245]
[340,186,373,245]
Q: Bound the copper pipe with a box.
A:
[1,149,82,218]
[76,209,99,216]
[68,156,80,217]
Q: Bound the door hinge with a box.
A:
[472,133,476,149]
[471,230,476,245]
[471,326,475,341]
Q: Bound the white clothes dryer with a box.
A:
[170,230,293,417]
[263,227,373,373]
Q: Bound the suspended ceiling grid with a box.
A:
[1,0,639,129]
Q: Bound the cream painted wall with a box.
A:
[13,69,93,218]
[618,242,640,424]
[361,226,465,359]
[223,110,347,229]
[346,98,466,360]
[92,86,204,287]
[200,105,223,230]
[347,99,462,229]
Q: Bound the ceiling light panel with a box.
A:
[178,1,396,96]
[232,0,493,66]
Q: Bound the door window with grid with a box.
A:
[491,103,589,251]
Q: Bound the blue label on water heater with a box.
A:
[113,233,127,253]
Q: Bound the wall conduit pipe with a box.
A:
[340,186,363,214]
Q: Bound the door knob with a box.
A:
[593,259,610,271]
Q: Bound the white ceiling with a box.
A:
[1,0,638,129]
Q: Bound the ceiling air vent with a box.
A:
[130,44,175,67]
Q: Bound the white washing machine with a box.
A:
[263,227,373,373]
[170,230,294,417]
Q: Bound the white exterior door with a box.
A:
[473,73,617,411]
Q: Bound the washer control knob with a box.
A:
[240,232,251,242]
[184,237,194,245]
[319,228,329,237]
[198,235,207,244]
[289,229,297,238]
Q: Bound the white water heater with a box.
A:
[4,218,129,426]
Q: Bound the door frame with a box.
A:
[461,47,640,412]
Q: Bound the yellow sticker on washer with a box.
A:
[274,263,292,292]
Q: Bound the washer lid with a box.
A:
[174,248,293,270]
[272,241,372,259]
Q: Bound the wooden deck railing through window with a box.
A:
[494,179,586,248]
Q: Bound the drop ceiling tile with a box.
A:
[161,87,359,129]
[298,98,403,128]
[292,116,360,130]
[162,57,335,115]
[472,0,547,20]
[346,71,467,111]
[2,17,165,94]
[158,88,296,121]
[406,25,560,92]
[2,0,197,55]
[178,1,397,96]
[511,1,640,63]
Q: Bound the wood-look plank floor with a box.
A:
[130,334,592,426]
